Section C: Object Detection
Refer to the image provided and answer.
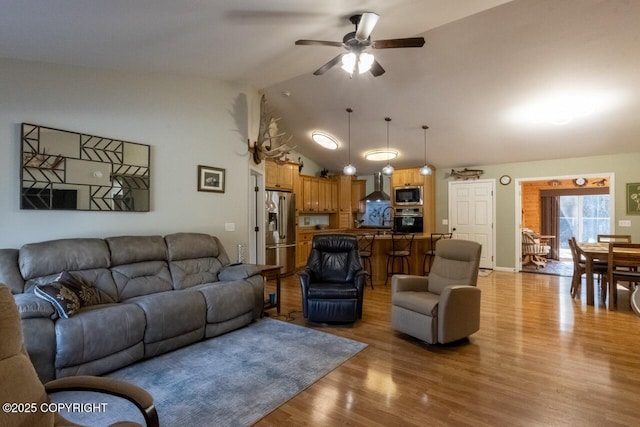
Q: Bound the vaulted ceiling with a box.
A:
[2,0,639,174]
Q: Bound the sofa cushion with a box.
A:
[54,303,145,369]
[34,272,101,318]
[106,235,168,266]
[192,281,255,324]
[165,233,229,262]
[19,238,110,280]
[111,261,173,301]
[124,291,206,357]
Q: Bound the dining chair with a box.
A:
[385,233,415,286]
[568,237,607,301]
[606,242,640,309]
[631,287,640,317]
[422,232,453,275]
[357,233,375,289]
[597,234,632,243]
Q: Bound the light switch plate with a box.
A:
[225,222,236,231]
[442,219,449,225]
[618,219,631,227]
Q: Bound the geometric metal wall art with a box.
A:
[21,123,151,211]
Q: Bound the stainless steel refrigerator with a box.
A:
[265,190,296,275]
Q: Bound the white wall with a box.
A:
[0,58,260,252]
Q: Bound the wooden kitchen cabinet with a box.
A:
[330,179,339,212]
[391,168,423,187]
[351,179,366,212]
[302,176,319,212]
[318,179,329,212]
[300,176,337,213]
[265,160,296,190]
[296,231,314,267]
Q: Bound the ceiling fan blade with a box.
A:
[372,37,426,49]
[295,40,344,47]
[313,53,345,76]
[369,59,385,77]
[355,12,380,41]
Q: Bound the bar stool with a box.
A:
[385,232,414,286]
[357,234,375,289]
[422,233,452,275]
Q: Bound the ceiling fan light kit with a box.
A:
[295,12,425,78]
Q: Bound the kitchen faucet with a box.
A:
[381,206,395,228]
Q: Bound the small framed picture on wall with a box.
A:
[626,183,640,214]
[198,165,225,193]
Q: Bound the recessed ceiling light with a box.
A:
[365,150,398,161]
[311,131,339,150]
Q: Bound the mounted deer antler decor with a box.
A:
[248,94,294,165]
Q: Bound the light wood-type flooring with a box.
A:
[256,271,640,426]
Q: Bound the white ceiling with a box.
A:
[2,0,639,175]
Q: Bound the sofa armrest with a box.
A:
[437,285,481,344]
[217,264,262,281]
[13,293,56,319]
[391,274,430,294]
[45,376,159,427]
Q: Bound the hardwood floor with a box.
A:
[256,271,640,426]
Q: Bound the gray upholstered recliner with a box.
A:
[391,239,482,344]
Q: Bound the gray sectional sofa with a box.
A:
[0,232,264,383]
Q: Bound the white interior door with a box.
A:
[448,180,495,269]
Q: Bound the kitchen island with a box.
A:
[297,227,434,285]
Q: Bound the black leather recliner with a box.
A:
[298,234,367,323]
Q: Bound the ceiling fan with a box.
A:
[295,12,425,77]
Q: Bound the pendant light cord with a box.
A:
[423,125,429,164]
[385,117,391,165]
[347,108,353,164]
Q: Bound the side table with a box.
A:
[254,264,282,315]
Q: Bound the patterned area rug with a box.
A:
[52,318,367,426]
[521,259,573,277]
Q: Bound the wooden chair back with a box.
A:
[606,242,640,309]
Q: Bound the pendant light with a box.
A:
[343,107,356,175]
[419,125,432,176]
[381,117,394,176]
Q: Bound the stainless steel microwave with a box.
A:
[393,186,423,206]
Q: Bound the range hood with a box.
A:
[361,172,390,202]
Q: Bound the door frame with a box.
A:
[249,168,265,264]
[448,178,496,269]
[514,172,615,272]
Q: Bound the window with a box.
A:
[559,194,610,258]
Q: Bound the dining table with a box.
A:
[577,241,640,309]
